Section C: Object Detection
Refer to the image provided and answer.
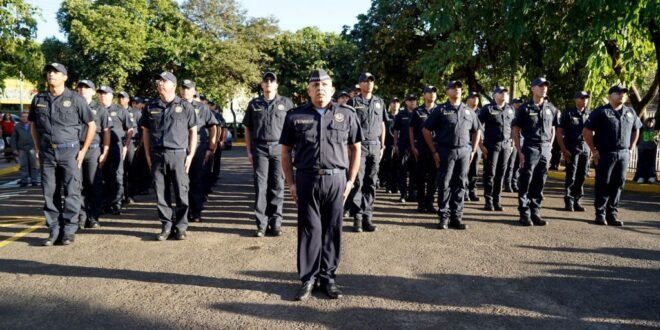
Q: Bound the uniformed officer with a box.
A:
[409,86,438,213]
[180,79,218,222]
[379,97,399,194]
[504,98,524,192]
[583,85,642,226]
[243,72,294,237]
[511,78,560,226]
[422,81,481,230]
[557,91,591,212]
[29,63,96,246]
[465,91,482,202]
[280,69,362,301]
[124,96,144,204]
[347,72,386,232]
[392,94,417,203]
[209,101,227,188]
[76,80,111,229]
[97,86,134,215]
[478,86,514,211]
[118,92,139,205]
[141,71,198,240]
[337,91,350,106]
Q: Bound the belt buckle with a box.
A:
[318,169,325,175]
[52,144,57,150]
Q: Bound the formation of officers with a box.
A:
[28,62,643,301]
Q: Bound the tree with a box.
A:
[0,0,42,88]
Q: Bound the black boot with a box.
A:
[363,215,377,232]
[353,216,363,232]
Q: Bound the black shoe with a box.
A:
[531,215,547,226]
[494,204,504,211]
[363,217,377,232]
[295,281,315,301]
[408,195,417,203]
[503,186,513,193]
[271,227,282,236]
[111,206,121,215]
[438,219,449,230]
[468,192,480,202]
[607,218,624,227]
[398,197,406,203]
[191,217,202,223]
[156,230,171,241]
[31,182,40,187]
[87,219,100,229]
[484,203,494,211]
[573,203,585,212]
[255,229,265,237]
[343,211,350,218]
[564,203,574,212]
[42,234,58,246]
[61,236,75,245]
[323,283,342,299]
[520,217,533,226]
[417,206,426,213]
[353,217,363,233]
[19,183,28,187]
[449,221,468,230]
[595,217,607,226]
[425,207,438,214]
[175,231,187,240]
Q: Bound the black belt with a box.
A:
[88,143,100,149]
[153,147,186,152]
[300,168,343,176]
[45,142,79,150]
[256,141,280,146]
[362,140,380,145]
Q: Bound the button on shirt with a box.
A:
[107,104,135,144]
[558,107,590,151]
[424,102,481,148]
[478,103,514,146]
[584,104,642,152]
[81,101,112,145]
[392,110,414,147]
[280,103,363,170]
[140,96,198,150]
[243,95,294,143]
[410,105,436,150]
[511,100,560,145]
[28,88,94,146]
[190,100,219,145]
[348,95,387,142]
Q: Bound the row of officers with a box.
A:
[28,63,642,302]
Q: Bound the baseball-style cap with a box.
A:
[608,85,628,94]
[308,69,332,82]
[44,63,67,75]
[511,98,523,104]
[118,91,129,99]
[339,91,350,97]
[446,80,463,89]
[97,85,113,94]
[531,77,550,87]
[391,97,400,103]
[262,72,277,81]
[467,91,480,98]
[131,96,144,103]
[575,91,590,99]
[182,79,196,89]
[155,71,177,85]
[199,94,207,101]
[359,72,375,82]
[77,79,95,89]
[492,86,508,94]
[405,94,417,101]
[423,85,438,93]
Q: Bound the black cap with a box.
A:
[131,96,144,103]
[155,71,177,85]
[339,91,350,97]
[97,85,113,94]
[608,85,628,94]
[423,85,438,93]
[199,94,207,101]
[262,72,277,81]
[182,79,196,89]
[446,80,463,89]
[44,63,67,75]
[405,94,417,101]
[358,72,375,82]
[492,86,508,94]
[118,91,129,99]
[511,98,523,104]
[575,91,590,99]
[308,69,331,82]
[77,79,95,89]
[391,97,400,103]
[531,77,550,87]
[467,91,480,98]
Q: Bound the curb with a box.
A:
[0,164,19,177]
[547,170,660,194]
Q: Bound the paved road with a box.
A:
[0,147,658,329]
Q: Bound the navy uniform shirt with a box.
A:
[558,107,590,152]
[243,95,294,143]
[348,94,387,142]
[140,96,198,150]
[424,102,481,148]
[478,102,515,147]
[190,100,219,145]
[584,104,642,152]
[511,100,560,145]
[106,104,135,144]
[393,109,414,148]
[28,88,94,146]
[410,105,436,151]
[384,111,395,146]
[128,107,142,141]
[213,111,226,129]
[280,102,363,170]
[80,100,113,145]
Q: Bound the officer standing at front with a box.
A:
[422,81,481,230]
[393,94,417,203]
[583,85,641,226]
[478,86,514,211]
[347,72,386,233]
[29,63,96,246]
[465,91,482,202]
[141,71,198,240]
[409,86,438,213]
[180,79,218,222]
[557,91,591,212]
[243,72,294,237]
[280,69,362,301]
[511,78,560,226]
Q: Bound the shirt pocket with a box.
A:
[58,107,78,126]
[295,122,316,143]
[329,121,350,143]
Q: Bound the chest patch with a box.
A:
[63,100,72,108]
[334,113,345,123]
[277,104,285,111]
[111,111,117,117]
[175,106,183,113]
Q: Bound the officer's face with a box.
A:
[307,79,335,108]
[180,87,195,100]
[119,97,129,107]
[45,70,66,87]
[76,86,95,100]
[446,87,462,101]
[406,99,417,109]
[494,91,509,104]
[390,102,400,112]
[575,97,588,109]
[337,95,349,105]
[467,97,479,108]
[261,78,278,94]
[98,92,113,106]
[359,79,374,93]
[157,79,175,95]
[423,92,437,104]
[609,92,626,106]
[532,85,548,99]
[20,113,29,124]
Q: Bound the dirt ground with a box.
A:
[0,147,658,329]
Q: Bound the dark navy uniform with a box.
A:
[347,94,386,228]
[188,100,218,221]
[243,94,294,232]
[104,103,135,212]
[424,102,481,227]
[379,109,397,193]
[410,104,436,212]
[210,110,226,185]
[584,103,641,224]
[512,99,560,223]
[393,108,416,201]
[29,88,94,241]
[141,96,198,235]
[280,102,363,287]
[79,100,112,228]
[466,106,482,200]
[478,102,515,208]
[558,106,591,209]
[123,106,142,202]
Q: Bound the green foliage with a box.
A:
[0,0,42,88]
